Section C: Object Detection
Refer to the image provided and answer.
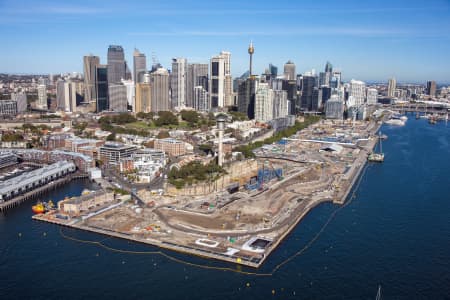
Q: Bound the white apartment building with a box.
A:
[255,83,274,123]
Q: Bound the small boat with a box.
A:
[368,152,384,162]
[368,133,384,162]
[385,119,405,126]
[32,202,45,214]
[45,200,55,210]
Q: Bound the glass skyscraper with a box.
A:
[107,45,125,84]
[96,65,109,112]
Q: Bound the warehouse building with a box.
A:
[0,161,76,201]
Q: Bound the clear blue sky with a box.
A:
[1,0,449,83]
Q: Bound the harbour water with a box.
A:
[1,117,449,299]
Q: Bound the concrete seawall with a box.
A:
[32,214,262,268]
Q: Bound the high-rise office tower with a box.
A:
[135,83,151,113]
[210,54,225,108]
[269,63,278,77]
[186,63,208,107]
[121,79,135,110]
[108,84,128,112]
[170,58,187,108]
[56,80,77,112]
[142,72,151,84]
[319,61,333,87]
[348,79,366,107]
[150,68,170,112]
[284,60,296,80]
[271,78,284,91]
[107,45,126,84]
[325,61,333,73]
[83,55,99,104]
[261,68,272,83]
[238,77,258,119]
[320,86,332,107]
[125,61,132,80]
[133,49,146,84]
[95,65,109,112]
[209,51,233,108]
[319,72,331,87]
[221,51,233,107]
[193,86,209,112]
[426,80,436,97]
[254,83,273,122]
[388,78,396,98]
[248,41,254,76]
[224,73,233,107]
[312,87,321,111]
[300,75,316,111]
[331,71,342,89]
[273,90,288,119]
[37,84,47,109]
[1,96,24,116]
[282,80,297,114]
[366,88,378,105]
[325,95,344,119]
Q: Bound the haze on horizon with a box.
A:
[0,0,449,83]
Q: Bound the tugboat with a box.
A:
[368,133,384,162]
[32,202,45,214]
[31,200,55,214]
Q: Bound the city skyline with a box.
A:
[1,0,450,83]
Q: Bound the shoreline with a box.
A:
[32,121,383,268]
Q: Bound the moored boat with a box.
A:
[32,202,45,214]
[368,132,384,162]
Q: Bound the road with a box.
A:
[102,163,170,205]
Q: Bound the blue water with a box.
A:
[1,117,449,299]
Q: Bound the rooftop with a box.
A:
[0,161,75,194]
[101,142,136,150]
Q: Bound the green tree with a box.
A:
[112,113,137,124]
[106,133,116,141]
[73,122,88,135]
[155,111,178,126]
[180,110,199,125]
[168,161,226,188]
[229,111,249,121]
[198,144,213,154]
[136,112,154,120]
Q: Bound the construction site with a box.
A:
[34,119,382,267]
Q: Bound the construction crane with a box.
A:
[267,160,283,181]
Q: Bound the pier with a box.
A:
[0,172,88,212]
[392,103,450,115]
